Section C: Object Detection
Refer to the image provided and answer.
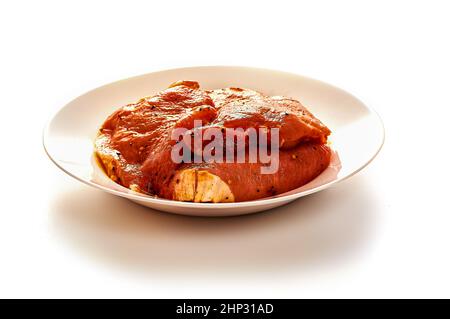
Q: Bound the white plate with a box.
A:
[44,66,384,216]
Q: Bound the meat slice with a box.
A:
[96,81,216,194]
[167,142,331,202]
[207,87,331,148]
[95,81,332,202]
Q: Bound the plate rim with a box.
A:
[43,65,385,209]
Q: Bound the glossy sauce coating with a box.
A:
[95,81,331,201]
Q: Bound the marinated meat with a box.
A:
[208,87,330,148]
[96,81,216,194]
[95,81,332,202]
[166,142,331,202]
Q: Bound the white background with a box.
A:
[1,0,449,298]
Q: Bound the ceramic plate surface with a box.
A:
[44,66,384,216]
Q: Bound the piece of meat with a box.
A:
[207,87,331,148]
[180,87,331,155]
[96,81,216,194]
[95,81,332,202]
[167,142,331,202]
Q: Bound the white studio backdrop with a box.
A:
[0,0,449,298]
